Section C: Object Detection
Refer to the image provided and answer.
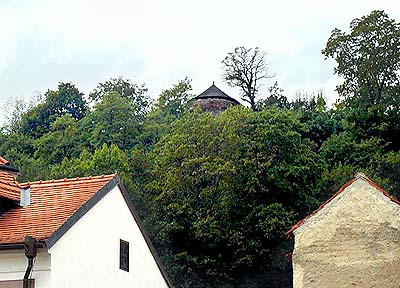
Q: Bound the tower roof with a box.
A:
[195,83,240,104]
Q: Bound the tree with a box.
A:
[142,78,193,147]
[147,107,326,286]
[322,10,400,106]
[20,82,87,138]
[89,77,151,119]
[322,10,400,149]
[256,81,290,110]
[34,114,80,165]
[222,47,273,111]
[80,92,144,151]
[153,77,193,119]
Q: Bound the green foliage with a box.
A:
[89,77,150,119]
[147,107,325,284]
[80,92,144,151]
[153,78,193,119]
[34,114,80,165]
[51,143,129,178]
[322,10,400,149]
[367,151,400,199]
[20,82,87,138]
[143,78,193,147]
[256,81,290,110]
[319,133,384,169]
[322,10,400,105]
[292,94,342,148]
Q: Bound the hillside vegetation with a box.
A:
[1,10,399,288]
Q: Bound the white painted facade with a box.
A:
[0,185,170,288]
[0,249,51,286]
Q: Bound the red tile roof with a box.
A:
[286,173,399,237]
[0,156,10,165]
[0,174,116,245]
[0,170,21,202]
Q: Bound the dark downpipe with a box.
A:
[23,236,37,288]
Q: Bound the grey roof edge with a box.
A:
[0,164,20,174]
[117,179,175,288]
[194,83,240,104]
[45,175,174,288]
[0,241,46,250]
[45,177,119,249]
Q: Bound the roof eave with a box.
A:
[286,174,398,237]
[0,164,20,175]
[45,175,174,288]
[0,240,46,251]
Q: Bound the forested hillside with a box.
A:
[1,10,399,288]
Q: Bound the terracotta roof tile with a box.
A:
[0,170,21,202]
[286,173,398,237]
[0,174,116,245]
[0,156,10,165]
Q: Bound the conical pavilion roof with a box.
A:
[195,83,240,104]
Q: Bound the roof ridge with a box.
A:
[20,174,117,188]
[286,173,396,237]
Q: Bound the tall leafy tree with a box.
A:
[322,10,400,106]
[89,77,151,119]
[147,107,326,285]
[20,82,87,138]
[153,77,193,119]
[322,10,400,148]
[34,114,80,165]
[143,78,193,146]
[80,92,144,151]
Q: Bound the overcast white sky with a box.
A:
[0,0,399,121]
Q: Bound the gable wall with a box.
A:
[0,249,51,287]
[293,179,400,288]
[48,185,169,288]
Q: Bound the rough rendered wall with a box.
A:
[293,179,400,288]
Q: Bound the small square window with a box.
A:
[120,239,129,272]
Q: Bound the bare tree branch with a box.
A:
[222,47,273,111]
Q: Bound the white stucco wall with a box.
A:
[0,249,51,287]
[292,179,400,288]
[48,185,169,288]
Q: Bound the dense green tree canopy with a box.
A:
[20,82,87,138]
[147,107,326,284]
[322,10,400,106]
[80,92,144,151]
[322,10,400,149]
[143,78,193,147]
[0,10,399,287]
[89,77,151,119]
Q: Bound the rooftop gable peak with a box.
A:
[286,173,399,237]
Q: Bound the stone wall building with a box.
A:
[190,82,240,114]
[287,173,400,288]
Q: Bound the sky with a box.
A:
[0,0,399,122]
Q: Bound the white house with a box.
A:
[0,156,172,288]
[287,173,400,288]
